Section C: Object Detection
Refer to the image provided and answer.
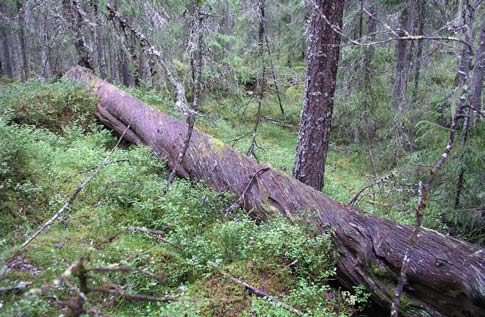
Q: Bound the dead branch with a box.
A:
[122,226,165,236]
[122,226,183,250]
[87,266,166,283]
[260,260,298,288]
[88,279,239,304]
[20,126,131,250]
[0,281,32,295]
[348,171,397,205]
[211,262,304,316]
[223,167,270,215]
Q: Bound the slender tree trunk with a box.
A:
[108,33,116,82]
[293,0,345,191]
[139,48,146,85]
[17,2,30,81]
[41,2,51,79]
[223,0,233,52]
[392,6,413,112]
[0,24,13,78]
[257,0,266,93]
[362,2,377,176]
[119,49,133,87]
[412,0,426,105]
[454,1,476,87]
[63,0,94,70]
[93,1,107,80]
[454,11,483,209]
[0,0,13,78]
[470,13,484,123]
[129,40,140,86]
[165,7,204,189]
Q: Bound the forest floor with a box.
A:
[0,78,478,316]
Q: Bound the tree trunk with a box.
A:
[454,11,485,209]
[293,0,345,191]
[223,0,233,52]
[62,0,94,70]
[119,48,133,87]
[392,5,413,112]
[93,0,107,79]
[454,1,476,87]
[0,21,13,78]
[362,2,377,176]
[65,67,485,317]
[17,1,30,81]
[470,13,484,123]
[412,0,426,105]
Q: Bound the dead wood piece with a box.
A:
[123,226,183,250]
[0,281,32,295]
[88,285,239,304]
[19,126,131,250]
[211,263,304,316]
[65,67,485,317]
[87,266,166,283]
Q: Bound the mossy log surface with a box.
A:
[66,67,485,317]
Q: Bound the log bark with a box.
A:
[65,67,485,317]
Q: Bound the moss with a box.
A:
[399,294,411,312]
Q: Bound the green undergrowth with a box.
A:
[0,81,369,316]
[125,83,484,244]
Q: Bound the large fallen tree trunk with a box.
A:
[66,67,485,317]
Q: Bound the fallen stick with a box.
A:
[0,281,32,295]
[122,226,183,250]
[210,263,304,316]
[20,126,131,250]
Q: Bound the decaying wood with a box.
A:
[65,67,485,317]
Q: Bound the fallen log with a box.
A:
[66,67,485,317]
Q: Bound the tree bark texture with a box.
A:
[470,13,484,121]
[454,1,476,87]
[65,67,485,317]
[392,5,413,112]
[293,0,345,191]
[0,22,13,78]
[17,2,29,81]
[62,0,94,70]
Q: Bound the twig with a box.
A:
[348,171,397,205]
[223,167,270,215]
[122,226,164,236]
[122,226,183,250]
[64,159,131,181]
[260,260,298,288]
[210,262,304,316]
[0,281,32,295]
[86,265,166,283]
[20,125,131,250]
[88,284,239,303]
[309,0,473,50]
